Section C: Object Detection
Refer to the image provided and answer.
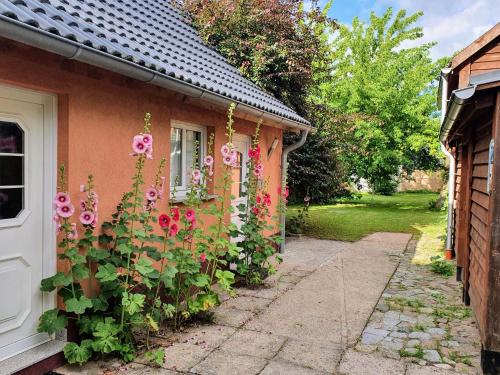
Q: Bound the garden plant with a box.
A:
[36,105,280,366]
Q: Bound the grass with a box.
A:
[287,192,446,264]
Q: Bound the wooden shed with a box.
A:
[440,23,500,374]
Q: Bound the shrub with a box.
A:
[38,108,244,365]
[429,256,455,277]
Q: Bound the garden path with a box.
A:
[56,232,478,375]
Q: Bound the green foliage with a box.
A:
[36,111,239,366]
[317,8,449,190]
[37,309,68,335]
[429,256,455,277]
[145,349,165,367]
[226,122,282,285]
[286,200,309,235]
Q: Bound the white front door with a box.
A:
[0,84,57,361]
[230,134,250,242]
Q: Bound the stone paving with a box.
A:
[54,233,481,375]
[344,238,482,375]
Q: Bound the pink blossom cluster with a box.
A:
[144,176,165,210]
[252,192,272,217]
[131,133,153,159]
[204,155,214,176]
[53,192,77,239]
[158,207,181,237]
[221,143,238,167]
[79,189,98,228]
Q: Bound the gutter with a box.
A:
[439,68,456,256]
[279,129,309,253]
[0,16,312,132]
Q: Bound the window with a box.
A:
[170,121,206,197]
[0,121,24,219]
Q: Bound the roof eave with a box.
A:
[0,16,311,131]
[439,85,477,142]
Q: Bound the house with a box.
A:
[0,0,311,373]
[439,23,500,374]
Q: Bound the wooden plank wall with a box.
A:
[468,121,492,335]
[454,146,462,254]
[471,42,500,76]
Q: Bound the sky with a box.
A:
[320,0,500,60]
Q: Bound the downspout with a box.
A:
[280,129,309,253]
[440,68,455,255]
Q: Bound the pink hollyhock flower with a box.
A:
[53,214,60,223]
[170,207,180,221]
[67,223,78,240]
[263,193,271,207]
[54,192,70,207]
[79,199,87,210]
[252,206,260,215]
[145,145,153,160]
[185,209,196,222]
[79,211,95,226]
[91,213,98,228]
[188,219,197,231]
[285,186,290,198]
[223,154,234,166]
[204,155,214,167]
[132,135,147,154]
[57,202,75,218]
[169,223,179,237]
[256,195,262,204]
[220,143,231,156]
[208,168,214,177]
[142,133,153,146]
[192,169,201,184]
[56,222,62,235]
[158,214,171,229]
[79,184,86,193]
[145,187,159,201]
[248,146,260,160]
[200,253,207,262]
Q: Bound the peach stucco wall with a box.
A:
[0,39,283,269]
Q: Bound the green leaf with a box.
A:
[40,272,73,292]
[65,296,93,314]
[145,348,165,367]
[88,247,111,261]
[92,295,109,312]
[92,318,122,354]
[146,313,159,332]
[37,309,67,334]
[63,340,93,365]
[134,258,155,276]
[160,266,178,289]
[117,242,133,255]
[191,273,210,288]
[215,270,235,292]
[95,264,118,282]
[72,264,89,281]
[122,292,145,315]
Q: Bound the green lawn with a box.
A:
[287,192,447,264]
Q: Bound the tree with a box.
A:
[182,0,334,116]
[317,8,448,194]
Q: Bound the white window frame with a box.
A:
[170,120,206,199]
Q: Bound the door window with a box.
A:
[0,122,24,219]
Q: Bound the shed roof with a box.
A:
[451,23,500,70]
[0,0,310,128]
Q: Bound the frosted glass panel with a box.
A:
[185,130,201,184]
[170,128,182,186]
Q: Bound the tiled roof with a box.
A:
[0,0,309,126]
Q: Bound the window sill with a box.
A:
[171,194,218,204]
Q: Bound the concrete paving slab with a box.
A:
[275,339,342,373]
[406,364,458,374]
[236,282,293,300]
[222,295,271,312]
[259,359,328,375]
[338,350,406,375]
[172,324,235,349]
[220,329,286,359]
[160,342,209,372]
[282,237,351,269]
[212,307,255,328]
[190,349,267,375]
